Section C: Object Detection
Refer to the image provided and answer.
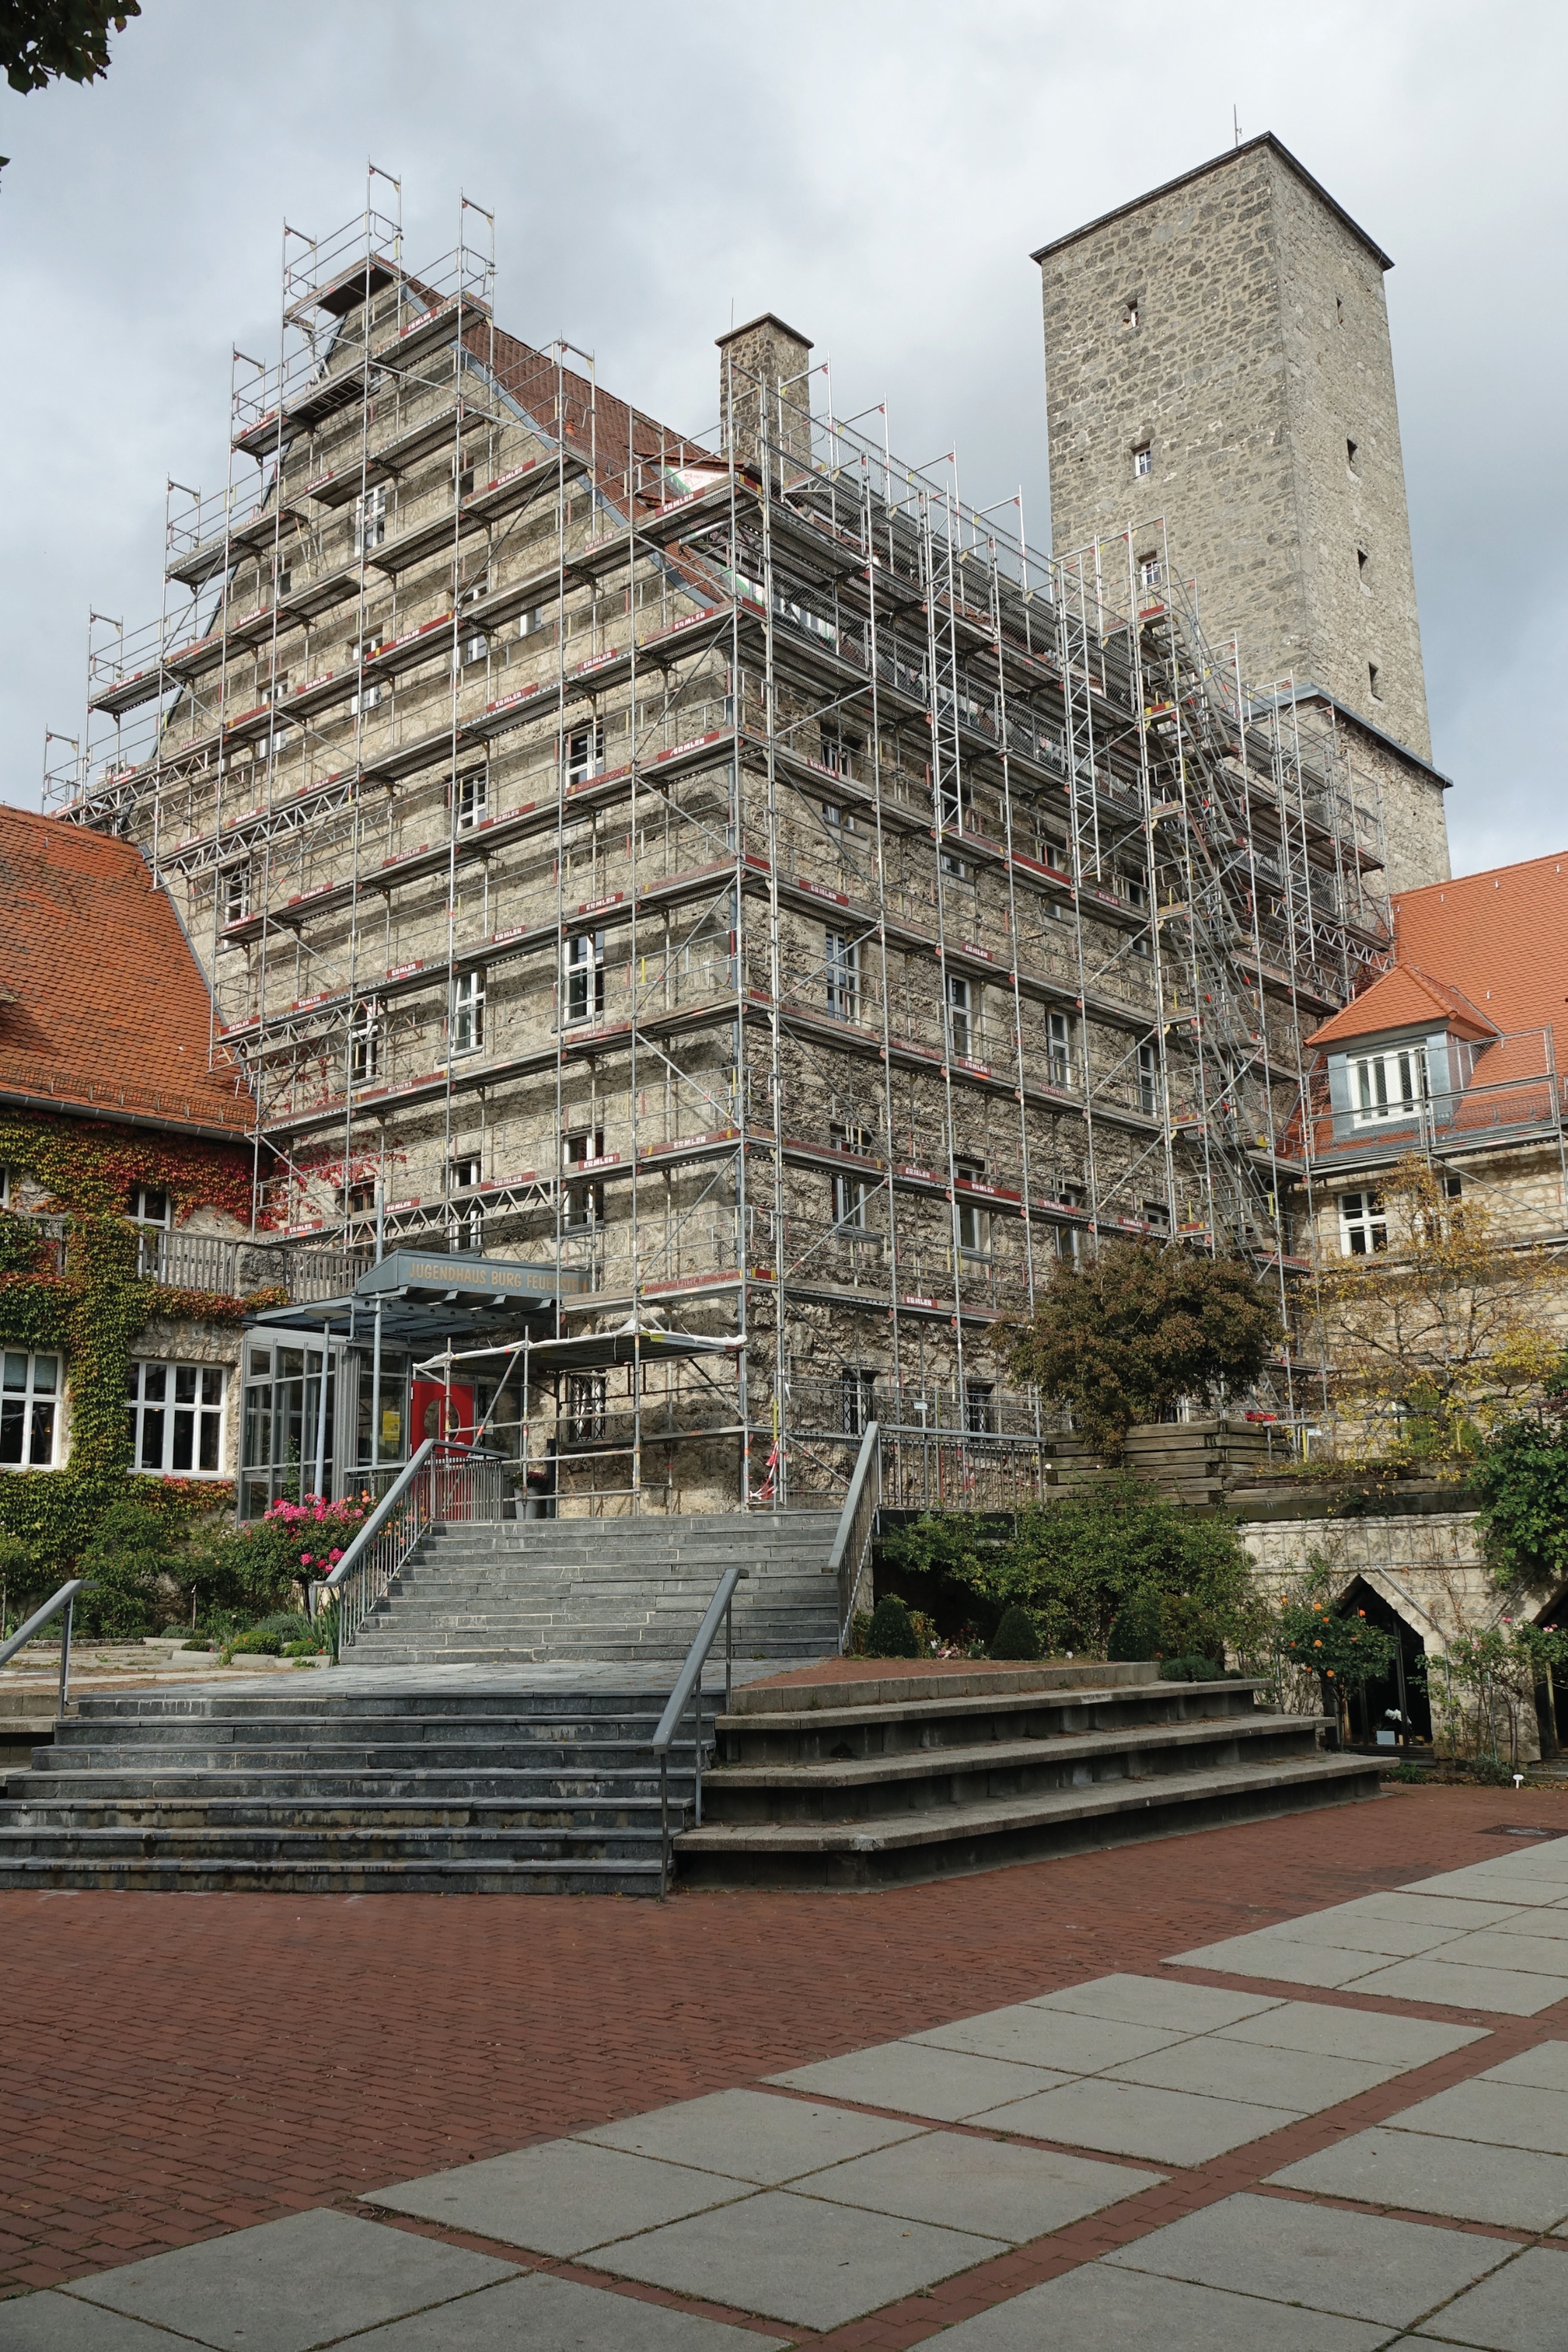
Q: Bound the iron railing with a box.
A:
[829,1419,881,1651]
[652,1563,745,1895]
[0,1580,94,1715]
[315,1441,505,1661]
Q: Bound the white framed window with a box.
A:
[1132,444,1152,478]
[1047,1009,1073,1088]
[452,969,485,1055]
[449,1156,484,1253]
[348,681,383,717]
[0,1164,12,1208]
[129,1185,171,1278]
[946,973,973,1058]
[126,1360,225,1476]
[221,863,251,926]
[457,630,488,670]
[1349,1044,1427,1126]
[456,769,488,829]
[2,1350,60,1468]
[953,1157,990,1257]
[518,603,548,641]
[565,720,604,783]
[564,1130,605,1231]
[1138,1040,1160,1116]
[824,928,859,1022]
[564,930,606,1025]
[1340,1189,1388,1257]
[349,1000,379,1083]
[822,800,857,834]
[1138,553,1162,590]
[354,484,387,553]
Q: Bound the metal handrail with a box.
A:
[652,1563,746,1896]
[315,1441,504,1661]
[0,1580,94,1715]
[828,1419,881,1652]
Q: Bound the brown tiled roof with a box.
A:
[0,805,253,1136]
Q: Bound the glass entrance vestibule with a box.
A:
[238,1252,575,1520]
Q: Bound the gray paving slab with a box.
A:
[1269,1913,1463,1958]
[1388,2078,1568,2155]
[975,2074,1301,2163]
[1348,1957,1568,2015]
[1168,1932,1378,1987]
[1409,2245,1568,2350]
[911,2002,1187,2072]
[1103,2033,1396,2111]
[332,2271,789,2350]
[60,2209,518,2352]
[1398,1867,1566,1906]
[924,2260,1400,2350]
[595,2187,1000,2329]
[1461,1841,1568,1880]
[1323,1893,1529,1933]
[1438,1929,1568,1976]
[797,2128,1162,2241]
[363,2138,750,2255]
[765,2038,1065,2121]
[580,2086,924,2183]
[1214,2002,1488,2070]
[1475,2040,1568,2091]
[0,2298,180,2351]
[1270,2125,1568,2230]
[1025,1973,1279,2032]
[1491,1908,1568,1941]
[1108,2190,1516,2325]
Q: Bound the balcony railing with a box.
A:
[24,1215,370,1308]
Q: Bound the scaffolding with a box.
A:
[48,194,1394,1514]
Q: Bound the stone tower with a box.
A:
[1033,134,1450,892]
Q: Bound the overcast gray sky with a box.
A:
[1,0,1560,878]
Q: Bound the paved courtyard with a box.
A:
[5,1783,1568,2346]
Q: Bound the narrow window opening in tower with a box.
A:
[1123,298,1139,330]
[1133,444,1152,479]
[1357,547,1369,583]
[1335,295,1345,327]
[1368,662,1383,702]
[1346,437,1359,470]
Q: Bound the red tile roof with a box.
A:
[1307,962,1497,1049]
[1303,849,1568,1152]
[0,805,254,1136]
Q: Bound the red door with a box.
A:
[411,1380,475,1448]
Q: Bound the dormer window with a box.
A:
[1350,1044,1428,1126]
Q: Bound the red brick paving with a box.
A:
[0,1783,1559,2308]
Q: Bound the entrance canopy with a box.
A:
[245,1249,586,1348]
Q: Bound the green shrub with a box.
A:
[1158,1654,1223,1682]
[74,1497,178,1639]
[989,1605,1043,1661]
[1106,1588,1164,1661]
[224,1610,318,1658]
[993,1479,1264,1661]
[866,1595,920,1658]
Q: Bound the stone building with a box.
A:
[45,203,1391,1519]
[1034,134,1451,895]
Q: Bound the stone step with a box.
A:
[699,1714,1327,1825]
[674,1751,1383,1888]
[6,1772,692,1806]
[0,1853,666,1895]
[26,1740,702,1773]
[0,1808,680,1846]
[715,1679,1265,1765]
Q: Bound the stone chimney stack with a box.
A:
[717,312,813,477]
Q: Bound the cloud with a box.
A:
[1,0,1562,875]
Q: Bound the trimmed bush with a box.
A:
[1106,1588,1164,1662]
[1157,1654,1223,1682]
[989,1605,1043,1661]
[866,1595,920,1659]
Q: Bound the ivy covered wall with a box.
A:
[0,1110,263,1566]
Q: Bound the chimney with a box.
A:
[717,312,813,479]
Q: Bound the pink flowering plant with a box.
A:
[184,1490,372,1630]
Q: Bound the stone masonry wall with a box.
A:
[1038,140,1445,882]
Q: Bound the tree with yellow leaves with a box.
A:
[1314,1154,1562,1461]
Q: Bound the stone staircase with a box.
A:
[346,1509,842,1668]
[0,1686,706,1893]
[673,1663,1382,1889]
